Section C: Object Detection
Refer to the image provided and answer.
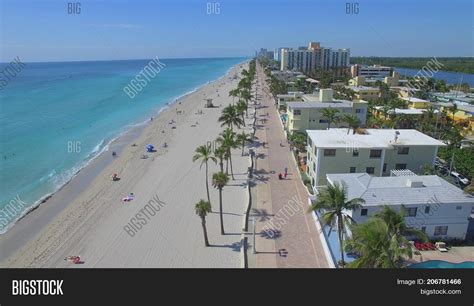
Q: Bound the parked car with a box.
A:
[450,171,470,186]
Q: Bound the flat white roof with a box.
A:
[401,97,430,103]
[345,86,380,92]
[307,128,445,148]
[374,106,425,115]
[288,101,353,109]
[326,173,474,206]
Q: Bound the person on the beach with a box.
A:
[284,167,288,176]
[278,173,283,180]
[65,256,81,264]
[112,151,116,157]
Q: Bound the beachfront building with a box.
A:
[271,70,304,83]
[401,97,431,109]
[442,104,474,136]
[390,86,420,98]
[273,47,288,63]
[372,106,425,121]
[276,91,304,109]
[430,91,474,105]
[326,173,474,240]
[286,89,367,134]
[280,41,350,73]
[306,128,445,186]
[351,64,392,79]
[348,71,408,87]
[345,86,380,100]
[257,48,274,61]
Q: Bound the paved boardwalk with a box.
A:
[250,64,329,268]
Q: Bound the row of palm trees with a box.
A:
[193,60,257,246]
[310,183,428,268]
[321,107,362,134]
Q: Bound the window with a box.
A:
[369,149,382,158]
[397,147,410,155]
[352,149,359,157]
[434,226,448,236]
[456,206,462,210]
[366,167,375,174]
[324,149,336,156]
[360,208,368,216]
[319,119,328,123]
[424,206,430,214]
[355,108,363,114]
[406,207,417,217]
[383,163,387,172]
[293,109,301,115]
[350,167,356,173]
[421,226,426,233]
[395,163,407,170]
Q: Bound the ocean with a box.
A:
[0,57,245,233]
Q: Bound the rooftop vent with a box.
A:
[394,130,400,142]
[406,179,424,188]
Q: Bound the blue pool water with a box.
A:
[409,260,474,269]
[0,57,246,233]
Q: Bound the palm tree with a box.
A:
[218,105,244,132]
[342,114,361,134]
[375,206,428,242]
[214,145,227,173]
[347,206,428,268]
[235,100,247,126]
[212,171,229,235]
[195,199,212,247]
[228,88,240,102]
[346,218,413,268]
[192,145,217,205]
[321,108,340,129]
[217,128,238,179]
[236,131,252,156]
[289,132,307,153]
[309,182,365,267]
[239,88,253,113]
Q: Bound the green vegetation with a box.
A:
[438,147,474,180]
[195,199,212,247]
[351,57,474,74]
[346,206,427,268]
[212,171,229,235]
[192,145,217,206]
[309,183,365,267]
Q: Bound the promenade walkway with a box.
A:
[248,64,329,268]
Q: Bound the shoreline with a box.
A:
[0,60,248,265]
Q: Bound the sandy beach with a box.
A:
[0,62,252,268]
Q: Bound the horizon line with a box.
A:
[0,55,251,64]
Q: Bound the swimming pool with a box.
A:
[409,260,474,269]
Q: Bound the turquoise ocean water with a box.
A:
[0,57,245,233]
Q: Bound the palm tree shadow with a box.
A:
[259,229,282,240]
[208,241,241,252]
[251,208,274,222]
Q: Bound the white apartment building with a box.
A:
[326,173,474,240]
[306,129,445,186]
[280,42,350,73]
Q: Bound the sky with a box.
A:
[0,0,473,62]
